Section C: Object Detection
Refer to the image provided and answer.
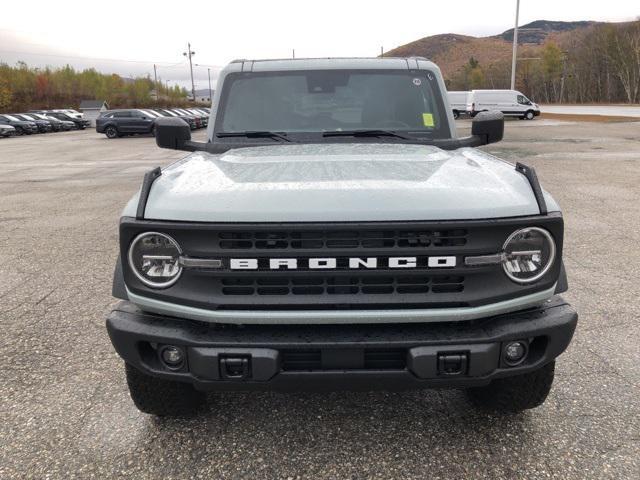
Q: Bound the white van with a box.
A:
[466,90,540,120]
[447,91,469,119]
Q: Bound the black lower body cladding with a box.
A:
[107,296,577,392]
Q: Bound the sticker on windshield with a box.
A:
[412,78,422,86]
[422,113,435,127]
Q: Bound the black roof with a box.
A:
[79,100,108,109]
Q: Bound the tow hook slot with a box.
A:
[437,353,468,376]
[408,344,499,379]
[220,356,251,380]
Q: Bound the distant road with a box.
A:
[541,104,640,117]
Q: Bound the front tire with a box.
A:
[524,110,535,120]
[125,363,206,416]
[105,125,119,139]
[452,110,460,119]
[467,361,555,413]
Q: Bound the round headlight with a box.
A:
[128,232,182,288]
[502,227,555,283]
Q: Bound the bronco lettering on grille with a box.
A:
[229,256,456,270]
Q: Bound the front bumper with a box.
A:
[107,296,577,391]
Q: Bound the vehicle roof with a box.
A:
[470,90,521,93]
[223,57,438,73]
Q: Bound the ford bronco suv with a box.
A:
[107,58,577,416]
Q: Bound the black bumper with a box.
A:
[106,297,577,391]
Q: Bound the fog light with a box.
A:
[504,341,528,366]
[160,345,184,368]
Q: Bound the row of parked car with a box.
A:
[0,109,90,137]
[96,107,211,138]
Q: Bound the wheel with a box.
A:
[14,127,24,136]
[105,125,119,139]
[467,361,555,413]
[524,110,535,120]
[452,110,460,119]
[125,363,206,416]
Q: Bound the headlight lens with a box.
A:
[128,232,182,288]
[502,227,555,283]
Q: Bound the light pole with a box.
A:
[207,68,212,102]
[510,0,521,90]
[183,42,196,102]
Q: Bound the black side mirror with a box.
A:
[155,117,192,150]
[471,111,504,145]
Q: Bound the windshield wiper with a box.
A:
[216,131,291,142]
[322,129,410,140]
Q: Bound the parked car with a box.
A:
[96,109,158,138]
[168,108,202,128]
[28,113,75,131]
[0,124,16,137]
[153,108,197,130]
[447,91,469,119]
[13,113,53,133]
[185,108,209,126]
[107,57,576,417]
[33,111,91,129]
[466,89,540,120]
[0,114,38,135]
[51,108,83,119]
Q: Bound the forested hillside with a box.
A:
[0,63,191,112]
[386,20,640,103]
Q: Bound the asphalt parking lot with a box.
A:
[1,119,639,479]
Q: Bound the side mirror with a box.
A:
[155,116,192,150]
[471,111,504,145]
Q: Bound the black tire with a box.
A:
[14,127,24,136]
[452,110,460,119]
[467,361,555,413]
[105,125,119,139]
[524,110,535,120]
[125,363,206,417]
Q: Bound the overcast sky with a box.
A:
[0,0,637,90]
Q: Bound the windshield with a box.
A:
[216,69,450,139]
[3,115,21,122]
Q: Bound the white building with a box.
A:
[79,100,109,126]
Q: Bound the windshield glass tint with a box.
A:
[4,115,20,121]
[217,70,449,138]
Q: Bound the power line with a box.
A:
[0,48,188,67]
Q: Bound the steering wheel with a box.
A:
[372,119,411,129]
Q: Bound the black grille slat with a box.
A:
[219,275,464,296]
[218,229,467,250]
[281,349,406,371]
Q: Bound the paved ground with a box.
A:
[1,123,639,479]
[541,104,640,118]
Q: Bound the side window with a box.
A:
[517,95,530,105]
[114,111,131,118]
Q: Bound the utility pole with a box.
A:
[153,64,158,102]
[207,68,212,102]
[510,0,520,90]
[380,46,384,58]
[292,49,295,59]
[183,42,196,102]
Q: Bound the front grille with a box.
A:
[218,229,467,250]
[221,275,464,296]
[281,348,407,371]
[121,216,564,311]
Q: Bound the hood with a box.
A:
[131,143,559,222]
